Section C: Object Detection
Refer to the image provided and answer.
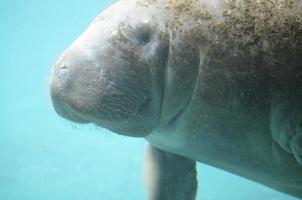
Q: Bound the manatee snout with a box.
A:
[50,44,98,124]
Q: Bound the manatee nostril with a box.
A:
[58,63,69,78]
[60,64,68,70]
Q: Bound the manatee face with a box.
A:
[50,0,170,136]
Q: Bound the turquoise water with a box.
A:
[0,0,300,199]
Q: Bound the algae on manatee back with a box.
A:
[167,0,301,77]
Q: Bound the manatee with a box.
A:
[49,0,302,199]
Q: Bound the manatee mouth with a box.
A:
[51,88,151,128]
[51,93,153,137]
[51,94,91,124]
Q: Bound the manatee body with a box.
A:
[49,0,302,199]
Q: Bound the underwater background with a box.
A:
[0,0,300,199]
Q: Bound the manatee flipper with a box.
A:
[271,97,302,165]
[143,143,197,200]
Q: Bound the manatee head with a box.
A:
[49,0,174,137]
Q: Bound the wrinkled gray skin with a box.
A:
[50,0,302,199]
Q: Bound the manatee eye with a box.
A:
[133,24,153,45]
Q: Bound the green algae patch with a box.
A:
[216,0,302,65]
[168,0,301,76]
